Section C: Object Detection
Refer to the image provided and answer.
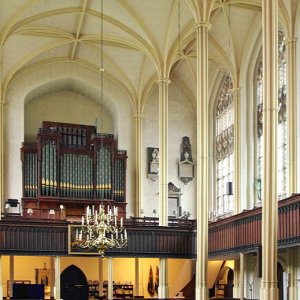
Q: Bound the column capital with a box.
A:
[285,37,297,44]
[132,113,144,119]
[194,21,212,30]
[156,78,170,84]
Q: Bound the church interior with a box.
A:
[0,0,300,300]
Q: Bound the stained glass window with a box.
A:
[216,75,234,215]
[256,32,287,202]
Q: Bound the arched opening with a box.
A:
[278,262,288,300]
[61,264,89,300]
[214,265,234,298]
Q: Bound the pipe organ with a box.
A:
[21,121,127,220]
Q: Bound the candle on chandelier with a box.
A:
[82,216,84,226]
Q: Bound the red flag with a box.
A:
[155,265,159,294]
[147,265,155,297]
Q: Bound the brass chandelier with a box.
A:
[74,205,128,257]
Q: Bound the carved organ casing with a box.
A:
[21,121,127,220]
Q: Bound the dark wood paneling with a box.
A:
[1,194,300,258]
[208,193,300,256]
[0,219,196,258]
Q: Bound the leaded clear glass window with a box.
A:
[256,32,287,202]
[216,75,234,215]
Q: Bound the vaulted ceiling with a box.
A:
[1,0,298,112]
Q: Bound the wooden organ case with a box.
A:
[21,121,127,221]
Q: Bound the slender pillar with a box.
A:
[157,78,170,226]
[286,38,297,193]
[157,77,170,298]
[239,253,245,300]
[287,247,297,300]
[9,256,14,299]
[107,257,113,300]
[195,20,211,300]
[0,256,3,300]
[50,257,55,299]
[158,259,168,298]
[0,49,4,219]
[99,258,104,297]
[133,113,143,217]
[135,258,144,297]
[231,87,241,213]
[260,0,278,299]
[0,99,3,219]
[54,256,61,300]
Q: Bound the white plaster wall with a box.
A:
[142,82,197,218]
[25,90,114,142]
[168,82,196,219]
[142,88,159,216]
[5,84,25,203]
[4,61,134,212]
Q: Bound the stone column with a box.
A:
[157,78,170,298]
[0,256,2,299]
[133,111,144,298]
[0,50,4,219]
[158,258,168,298]
[157,78,170,227]
[287,247,297,300]
[54,256,61,300]
[260,0,278,299]
[286,38,297,193]
[50,256,55,299]
[133,113,143,217]
[194,20,211,300]
[135,258,143,297]
[239,253,245,300]
[107,257,113,300]
[99,258,104,297]
[231,87,241,213]
[9,256,14,299]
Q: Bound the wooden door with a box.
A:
[60,264,89,300]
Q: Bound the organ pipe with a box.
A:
[21,122,127,203]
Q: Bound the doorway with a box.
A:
[61,264,89,300]
[278,262,288,300]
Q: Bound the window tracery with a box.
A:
[216,75,234,215]
[256,31,287,201]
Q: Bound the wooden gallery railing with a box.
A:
[0,218,196,258]
[208,193,300,256]
[0,194,299,257]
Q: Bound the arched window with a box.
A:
[277,32,287,199]
[215,75,234,216]
[256,32,287,202]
